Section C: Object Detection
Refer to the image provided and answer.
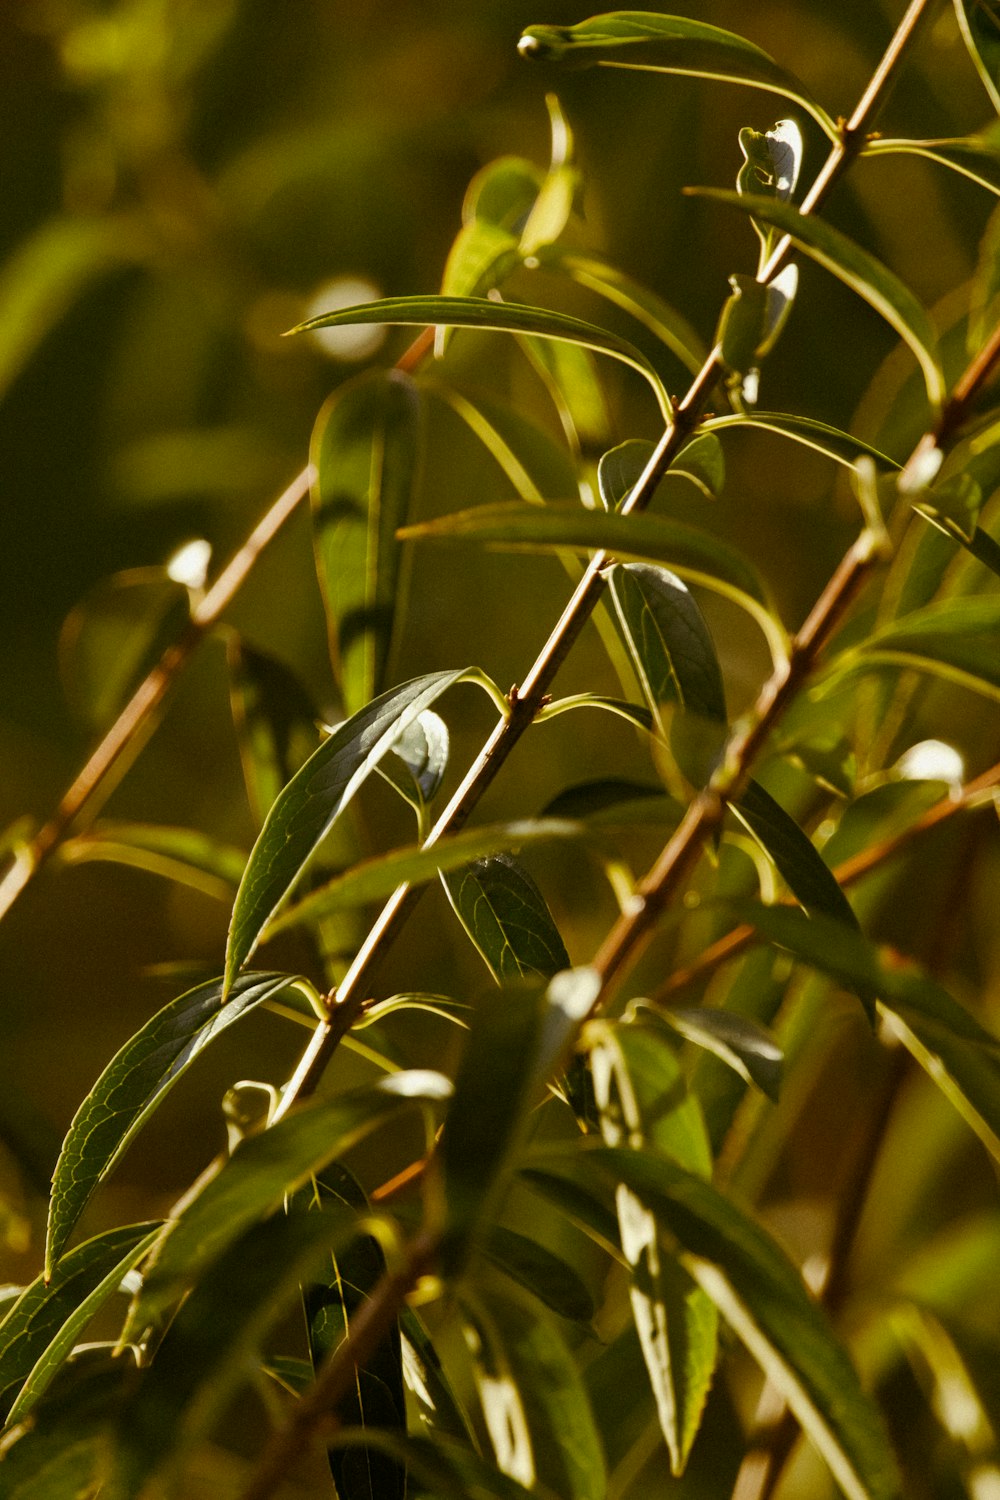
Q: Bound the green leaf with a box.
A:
[399,1307,480,1448]
[269,819,585,936]
[462,1282,606,1500]
[399,501,786,663]
[704,410,896,471]
[226,638,321,825]
[304,1170,406,1500]
[124,1071,451,1336]
[54,821,246,903]
[46,971,307,1276]
[527,1144,902,1500]
[650,1006,783,1102]
[440,967,601,1268]
[481,1224,596,1324]
[864,133,1000,196]
[5,1228,159,1428]
[310,368,424,715]
[587,1020,716,1472]
[954,0,1000,115]
[691,190,946,410]
[387,710,449,805]
[821,595,1000,704]
[0,1352,130,1499]
[726,900,1000,1162]
[442,219,522,300]
[545,250,707,374]
[519,335,612,453]
[598,436,723,510]
[224,669,468,989]
[110,1204,367,1500]
[609,562,727,724]
[0,1224,156,1421]
[517,14,837,142]
[542,777,681,826]
[333,1430,543,1500]
[442,853,570,982]
[716,268,798,388]
[519,95,581,257]
[290,295,672,420]
[462,156,545,233]
[732,779,858,928]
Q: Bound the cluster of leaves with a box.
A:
[4,3,1000,1498]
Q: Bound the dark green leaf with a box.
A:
[442,853,569,983]
[609,562,727,723]
[954,0,1000,116]
[821,596,1000,703]
[705,410,896,471]
[716,268,798,385]
[670,432,725,498]
[545,250,707,373]
[290,295,672,419]
[398,1307,480,1447]
[598,436,722,511]
[692,189,945,410]
[733,780,858,928]
[225,669,468,989]
[46,972,304,1274]
[517,14,837,141]
[125,1070,451,1335]
[333,1429,544,1500]
[310,368,424,715]
[865,133,1000,196]
[0,1351,131,1500]
[388,710,449,805]
[481,1224,596,1324]
[53,821,246,903]
[0,1224,156,1422]
[542,778,682,826]
[528,1143,902,1500]
[653,1006,783,1102]
[462,1282,606,1500]
[227,638,321,824]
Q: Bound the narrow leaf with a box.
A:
[54,821,246,902]
[290,295,672,419]
[310,368,423,715]
[691,190,945,410]
[705,410,896,471]
[954,0,1000,116]
[732,779,858,928]
[609,562,727,723]
[481,1224,596,1324]
[518,14,837,141]
[547,250,707,373]
[654,1006,783,1102]
[822,596,1000,704]
[225,669,468,989]
[227,638,321,824]
[865,133,1000,196]
[442,853,569,982]
[125,1071,451,1336]
[46,972,307,1276]
[399,1307,480,1448]
[542,777,683,826]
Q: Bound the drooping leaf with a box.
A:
[525,1144,902,1500]
[461,1283,606,1500]
[442,853,569,983]
[304,1169,406,1500]
[462,156,545,234]
[269,819,585,936]
[652,1005,783,1102]
[110,1204,368,1500]
[226,638,322,824]
[691,189,946,410]
[732,779,858,928]
[704,410,896,471]
[517,14,838,141]
[0,1224,157,1421]
[519,95,581,256]
[124,1070,451,1336]
[519,335,612,454]
[954,0,1000,116]
[53,821,246,902]
[224,669,468,989]
[310,368,424,715]
[290,295,672,419]
[387,710,450,805]
[542,777,682,826]
[46,971,310,1277]
[820,595,1000,704]
[440,967,601,1269]
[587,1019,717,1473]
[864,133,1000,196]
[545,250,707,373]
[481,1224,596,1324]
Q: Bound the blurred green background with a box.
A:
[0,0,994,1270]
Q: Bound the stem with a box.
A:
[276,1,938,1116]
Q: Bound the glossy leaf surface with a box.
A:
[442,853,570,982]
[733,779,858,928]
[654,1006,783,1102]
[225,669,467,988]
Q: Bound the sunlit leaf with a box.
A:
[954,0,1000,116]
[525,1144,901,1500]
[442,220,522,300]
[0,1224,156,1420]
[226,638,321,824]
[225,669,468,989]
[387,710,449,805]
[290,295,672,419]
[46,972,308,1275]
[704,410,896,470]
[517,14,837,141]
[462,1282,606,1500]
[310,368,424,715]
[125,1071,451,1336]
[54,821,246,903]
[864,132,1000,196]
[692,190,946,410]
[399,1307,480,1448]
[820,595,1000,704]
[519,95,581,256]
[651,1006,783,1102]
[442,854,570,983]
[519,335,612,453]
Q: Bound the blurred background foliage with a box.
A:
[0,0,996,1302]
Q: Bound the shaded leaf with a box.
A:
[481,1224,596,1324]
[519,335,612,453]
[125,1071,451,1336]
[0,1351,131,1500]
[692,190,945,410]
[954,0,1000,116]
[225,669,468,989]
[519,96,581,256]
[462,1283,606,1500]
[310,368,423,715]
[399,1307,480,1448]
[821,596,1000,704]
[442,853,570,983]
[705,410,896,471]
[54,822,246,903]
[270,819,584,936]
[0,1224,156,1421]
[542,777,682,826]
[865,133,1000,196]
[388,710,449,805]
[227,638,321,824]
[517,14,837,141]
[732,779,858,928]
[527,1144,902,1500]
[546,250,707,373]
[290,295,672,419]
[332,1429,544,1500]
[652,1006,783,1102]
[609,562,727,724]
[46,972,305,1273]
